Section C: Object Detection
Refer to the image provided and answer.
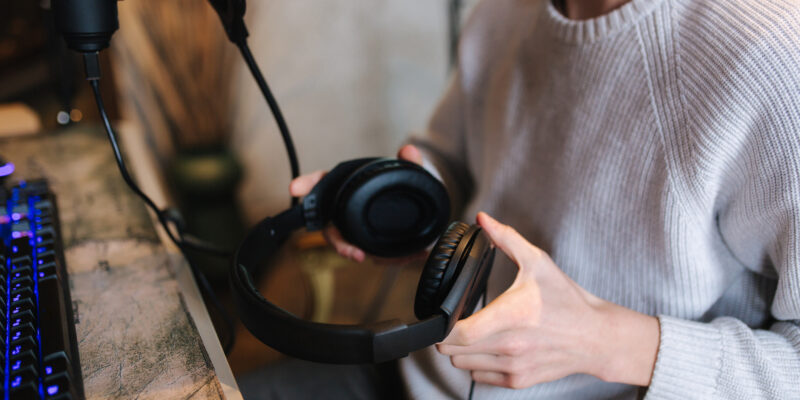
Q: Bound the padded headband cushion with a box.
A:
[414,221,469,319]
[334,159,450,257]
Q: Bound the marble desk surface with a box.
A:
[0,126,241,399]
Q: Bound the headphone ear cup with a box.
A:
[414,221,470,320]
[333,159,450,257]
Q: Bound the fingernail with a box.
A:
[354,249,365,262]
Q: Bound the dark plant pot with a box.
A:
[169,148,244,284]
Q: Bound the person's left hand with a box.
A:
[436,212,660,389]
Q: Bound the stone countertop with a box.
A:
[1,127,227,399]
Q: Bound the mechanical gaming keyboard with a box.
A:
[0,180,83,399]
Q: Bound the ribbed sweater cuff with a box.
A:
[645,316,721,399]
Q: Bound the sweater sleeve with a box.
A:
[647,143,800,397]
[408,69,475,217]
[646,110,800,398]
[646,4,800,396]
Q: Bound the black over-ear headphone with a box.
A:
[231,158,496,363]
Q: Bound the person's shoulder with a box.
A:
[671,0,800,107]
[456,0,543,84]
[673,0,800,62]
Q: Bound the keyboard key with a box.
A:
[9,310,35,330]
[9,351,36,374]
[9,381,38,399]
[39,263,58,280]
[44,371,73,399]
[10,238,31,255]
[10,266,32,282]
[10,322,36,342]
[39,276,73,362]
[10,255,32,269]
[43,352,70,377]
[34,199,54,214]
[9,364,38,395]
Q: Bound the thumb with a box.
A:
[476,212,538,269]
[397,144,423,165]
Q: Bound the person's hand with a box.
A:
[289,144,425,262]
[437,212,660,389]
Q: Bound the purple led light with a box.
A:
[11,376,21,388]
[11,212,21,221]
[11,231,21,239]
[11,360,21,371]
[45,366,53,375]
[0,162,14,177]
[47,385,59,395]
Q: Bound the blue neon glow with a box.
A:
[11,360,20,371]
[10,213,21,221]
[11,331,20,341]
[0,162,14,177]
[11,345,20,356]
[45,366,52,375]
[47,385,59,395]
[11,376,21,388]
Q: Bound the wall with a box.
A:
[229,1,450,223]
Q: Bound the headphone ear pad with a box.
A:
[333,159,450,258]
[414,221,470,320]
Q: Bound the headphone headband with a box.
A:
[230,158,493,364]
[231,205,450,363]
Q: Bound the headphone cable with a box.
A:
[235,38,300,207]
[85,52,236,354]
[467,293,488,400]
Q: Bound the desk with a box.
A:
[0,126,242,399]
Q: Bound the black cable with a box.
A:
[467,293,489,400]
[235,38,300,207]
[88,75,232,258]
[85,53,236,354]
[175,229,237,355]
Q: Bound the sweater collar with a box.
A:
[541,0,665,44]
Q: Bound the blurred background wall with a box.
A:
[229,1,452,223]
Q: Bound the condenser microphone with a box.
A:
[53,0,119,52]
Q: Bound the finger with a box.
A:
[449,354,511,373]
[397,144,423,165]
[437,330,520,356]
[289,170,326,197]
[476,212,538,266]
[471,371,509,387]
[323,226,365,262]
[441,295,521,347]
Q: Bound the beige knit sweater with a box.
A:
[401,0,800,398]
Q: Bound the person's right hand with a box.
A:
[289,144,424,262]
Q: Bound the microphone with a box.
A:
[207,0,249,44]
[52,0,119,53]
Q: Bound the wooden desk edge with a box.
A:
[119,120,244,400]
